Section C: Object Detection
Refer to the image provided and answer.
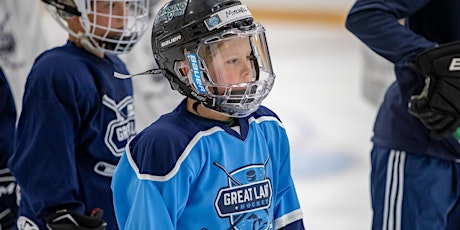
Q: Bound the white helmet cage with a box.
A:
[176,23,275,118]
[43,0,150,54]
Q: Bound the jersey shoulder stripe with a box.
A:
[127,103,284,181]
[126,125,223,182]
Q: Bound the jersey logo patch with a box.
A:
[214,157,273,229]
[0,169,16,198]
[94,161,117,177]
[0,182,16,198]
[154,1,186,24]
[17,216,39,230]
[102,95,136,157]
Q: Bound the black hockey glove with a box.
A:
[408,79,460,139]
[0,169,18,230]
[408,41,460,139]
[45,208,107,230]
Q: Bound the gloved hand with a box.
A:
[0,207,15,230]
[408,41,460,138]
[408,79,460,139]
[45,208,107,230]
[0,169,18,230]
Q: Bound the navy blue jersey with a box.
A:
[9,41,136,230]
[0,67,15,173]
[112,100,304,229]
[0,67,18,223]
[346,0,460,160]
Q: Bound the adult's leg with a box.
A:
[371,146,456,230]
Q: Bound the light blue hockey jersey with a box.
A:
[112,100,305,229]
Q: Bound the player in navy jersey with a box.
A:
[346,0,460,229]
[0,67,18,230]
[111,0,305,229]
[9,0,150,229]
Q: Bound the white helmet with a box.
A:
[42,0,150,54]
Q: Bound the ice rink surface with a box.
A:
[42,15,378,230]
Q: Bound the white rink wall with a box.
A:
[244,0,355,12]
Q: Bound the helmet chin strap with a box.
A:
[192,100,201,115]
[77,31,137,56]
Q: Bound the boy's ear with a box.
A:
[179,61,189,76]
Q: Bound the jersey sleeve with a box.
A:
[345,0,435,63]
[112,148,193,230]
[9,57,89,221]
[0,68,16,168]
[0,68,18,227]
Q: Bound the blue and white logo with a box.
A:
[214,160,273,229]
[206,15,222,29]
[103,95,136,157]
[17,216,39,230]
[154,1,187,24]
[188,53,207,94]
[204,5,252,30]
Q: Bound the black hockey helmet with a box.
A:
[151,0,275,117]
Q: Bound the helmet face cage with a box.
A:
[178,23,275,117]
[44,0,150,54]
[78,0,150,54]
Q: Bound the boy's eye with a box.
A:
[227,58,238,64]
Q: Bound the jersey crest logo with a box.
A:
[0,169,18,198]
[0,182,16,198]
[103,95,136,157]
[17,216,39,230]
[214,157,273,230]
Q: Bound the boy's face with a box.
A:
[203,37,254,94]
[88,0,130,38]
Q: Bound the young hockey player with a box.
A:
[347,0,460,229]
[9,0,150,229]
[111,0,305,229]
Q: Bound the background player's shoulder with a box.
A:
[128,112,201,177]
[33,45,88,76]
